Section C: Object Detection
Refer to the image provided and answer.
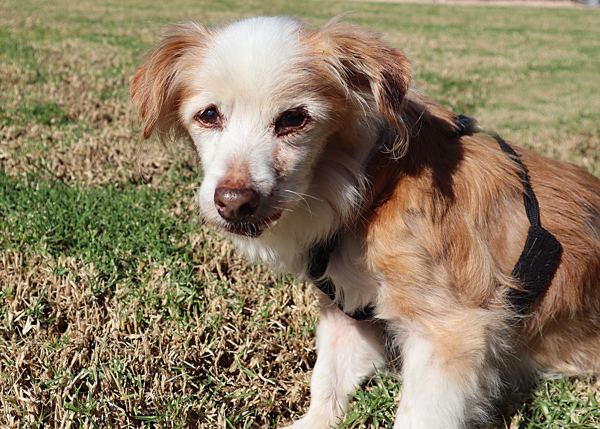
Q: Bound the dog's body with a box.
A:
[131,16,600,428]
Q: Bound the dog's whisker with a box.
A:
[284,189,323,203]
[283,190,323,217]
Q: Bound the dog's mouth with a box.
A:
[221,211,282,238]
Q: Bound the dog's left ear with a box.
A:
[314,19,412,157]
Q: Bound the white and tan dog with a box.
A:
[131,16,600,429]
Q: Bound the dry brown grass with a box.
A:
[1,240,317,428]
[0,29,170,187]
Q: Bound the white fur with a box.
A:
[396,328,473,429]
[284,298,387,429]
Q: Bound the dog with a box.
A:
[131,16,600,429]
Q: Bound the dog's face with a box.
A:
[132,17,412,243]
[179,19,345,238]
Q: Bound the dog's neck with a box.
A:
[351,93,460,227]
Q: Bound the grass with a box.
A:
[0,0,599,427]
[0,169,318,428]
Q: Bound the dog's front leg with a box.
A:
[284,294,387,429]
[392,312,506,429]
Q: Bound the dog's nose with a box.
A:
[214,187,260,221]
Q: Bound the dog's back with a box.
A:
[365,102,600,376]
[521,147,600,372]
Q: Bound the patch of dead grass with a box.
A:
[0,233,318,427]
[0,33,180,188]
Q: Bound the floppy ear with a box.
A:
[315,19,413,157]
[131,22,211,142]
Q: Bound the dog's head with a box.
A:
[131,17,412,246]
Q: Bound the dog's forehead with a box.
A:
[213,17,305,64]
[199,17,313,106]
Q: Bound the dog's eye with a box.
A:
[195,107,221,127]
[275,108,309,136]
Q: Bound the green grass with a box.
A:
[0,169,191,264]
[514,377,600,429]
[1,0,599,427]
[0,168,201,326]
[340,371,400,428]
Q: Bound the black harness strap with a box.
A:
[456,115,562,314]
[306,234,339,304]
[307,115,562,321]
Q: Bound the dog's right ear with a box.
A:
[313,19,413,157]
[131,23,211,142]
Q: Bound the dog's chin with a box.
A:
[218,211,283,238]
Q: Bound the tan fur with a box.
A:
[131,22,213,141]
[131,17,600,428]
[307,19,413,157]
[363,87,600,380]
[218,158,252,190]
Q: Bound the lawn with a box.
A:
[1,0,599,427]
